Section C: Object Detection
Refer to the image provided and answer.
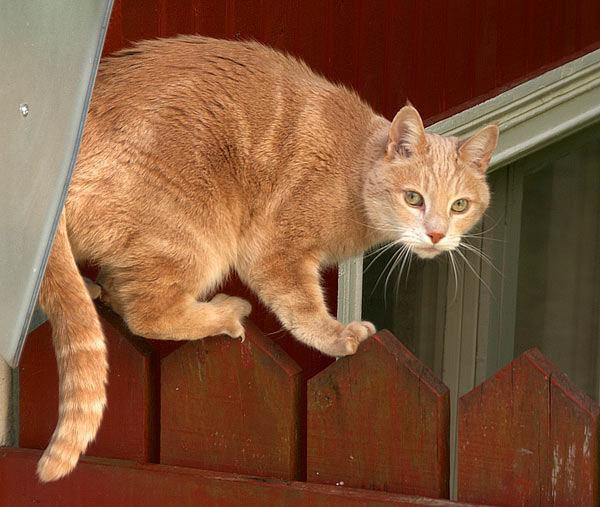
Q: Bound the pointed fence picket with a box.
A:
[307,330,450,498]
[7,307,600,505]
[159,321,303,480]
[458,348,600,506]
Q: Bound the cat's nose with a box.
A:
[427,231,446,244]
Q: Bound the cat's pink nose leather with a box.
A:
[428,232,445,244]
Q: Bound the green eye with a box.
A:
[405,191,424,207]
[451,199,469,212]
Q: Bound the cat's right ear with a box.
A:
[458,124,499,174]
[386,104,427,159]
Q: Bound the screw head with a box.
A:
[20,103,29,117]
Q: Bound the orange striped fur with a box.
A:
[37,212,107,482]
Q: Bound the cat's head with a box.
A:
[365,104,498,259]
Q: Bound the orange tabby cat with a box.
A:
[37,35,498,481]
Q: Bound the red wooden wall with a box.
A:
[103,0,600,125]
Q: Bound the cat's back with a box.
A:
[90,35,330,125]
[80,35,374,192]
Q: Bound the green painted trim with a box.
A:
[427,48,600,170]
[336,257,364,324]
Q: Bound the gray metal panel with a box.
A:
[0,0,113,367]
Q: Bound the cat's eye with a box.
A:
[451,199,469,213]
[405,191,424,207]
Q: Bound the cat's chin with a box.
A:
[413,246,445,260]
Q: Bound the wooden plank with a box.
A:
[307,331,450,498]
[458,348,600,506]
[19,304,156,462]
[160,321,303,480]
[0,448,486,506]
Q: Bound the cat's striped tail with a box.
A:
[36,210,108,482]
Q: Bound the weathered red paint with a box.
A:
[458,348,600,506]
[0,448,487,507]
[19,304,156,462]
[307,330,450,498]
[160,321,303,481]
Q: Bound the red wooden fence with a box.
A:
[459,349,600,506]
[4,303,599,505]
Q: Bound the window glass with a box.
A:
[513,136,600,400]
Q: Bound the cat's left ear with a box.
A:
[458,124,499,173]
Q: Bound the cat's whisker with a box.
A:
[263,327,287,337]
[383,249,403,299]
[447,250,459,304]
[475,213,504,237]
[459,241,502,277]
[365,239,399,259]
[454,247,493,295]
[380,245,410,304]
[369,243,406,300]
[364,240,402,273]
[461,234,506,243]
[405,246,414,281]
[461,243,494,266]
[394,244,414,296]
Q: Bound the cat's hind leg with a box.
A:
[125,291,251,341]
[99,262,251,342]
[130,294,252,340]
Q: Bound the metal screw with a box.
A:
[20,103,29,117]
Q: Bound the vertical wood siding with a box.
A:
[103,0,600,124]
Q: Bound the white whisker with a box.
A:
[369,244,405,301]
[364,240,402,273]
[383,249,403,299]
[394,244,414,295]
[460,242,503,277]
[462,234,506,243]
[448,251,459,304]
[454,248,493,295]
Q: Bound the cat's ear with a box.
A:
[386,103,427,158]
[458,124,499,173]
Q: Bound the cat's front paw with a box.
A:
[325,321,376,357]
[210,293,252,340]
